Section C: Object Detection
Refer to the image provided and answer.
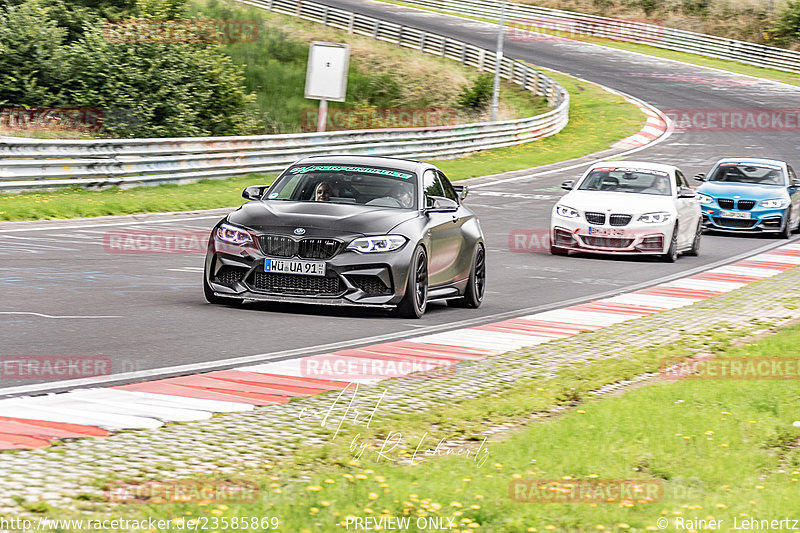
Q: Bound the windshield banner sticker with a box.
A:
[288,165,414,179]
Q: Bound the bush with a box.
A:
[770,0,800,45]
[456,73,493,112]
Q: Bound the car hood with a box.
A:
[697,182,787,199]
[227,200,418,236]
[560,190,675,214]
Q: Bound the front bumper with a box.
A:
[700,205,786,233]
[550,216,671,255]
[205,235,415,307]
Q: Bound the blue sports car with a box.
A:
[694,157,800,238]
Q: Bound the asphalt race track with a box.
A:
[1,1,799,393]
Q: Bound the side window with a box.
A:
[422,169,444,198]
[673,171,682,194]
[437,171,459,202]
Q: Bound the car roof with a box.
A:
[714,157,787,168]
[587,160,678,173]
[293,155,427,174]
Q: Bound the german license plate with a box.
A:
[264,259,325,276]
[587,227,626,237]
[720,210,750,219]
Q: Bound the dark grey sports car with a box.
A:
[203,155,486,317]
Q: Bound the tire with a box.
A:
[550,245,569,255]
[203,266,243,306]
[660,224,679,263]
[779,211,792,239]
[685,221,702,257]
[450,244,486,309]
[394,245,428,319]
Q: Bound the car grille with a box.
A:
[712,217,757,229]
[717,198,735,209]
[581,236,633,248]
[609,214,632,227]
[584,212,606,225]
[737,200,756,211]
[250,272,344,295]
[349,274,391,296]
[215,266,246,286]
[259,235,341,259]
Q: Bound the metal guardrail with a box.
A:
[0,0,568,191]
[399,0,800,73]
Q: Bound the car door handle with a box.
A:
[451,215,458,223]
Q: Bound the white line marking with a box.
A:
[0,312,123,319]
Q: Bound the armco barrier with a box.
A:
[0,0,568,191]
[396,0,800,73]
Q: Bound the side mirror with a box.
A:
[678,187,696,199]
[561,180,575,191]
[425,196,459,212]
[242,185,269,201]
[453,185,469,201]
[694,173,706,182]
[792,179,800,188]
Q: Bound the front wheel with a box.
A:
[660,224,679,263]
[779,211,792,239]
[450,244,486,309]
[685,221,702,257]
[394,245,428,318]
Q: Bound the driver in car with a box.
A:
[315,181,333,202]
[392,183,414,208]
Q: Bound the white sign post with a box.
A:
[305,41,350,132]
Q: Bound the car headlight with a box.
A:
[760,198,789,208]
[216,223,253,245]
[638,212,672,224]
[555,205,580,218]
[696,193,713,205]
[348,235,407,253]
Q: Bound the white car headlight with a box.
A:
[348,235,407,253]
[217,223,253,245]
[696,193,713,205]
[555,205,580,218]
[638,212,672,224]
[760,198,789,208]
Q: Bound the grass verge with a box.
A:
[35,306,800,531]
[432,69,644,179]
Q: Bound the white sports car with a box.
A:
[550,161,702,262]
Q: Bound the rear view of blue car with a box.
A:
[694,157,800,239]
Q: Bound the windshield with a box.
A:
[578,167,672,196]
[708,163,786,186]
[267,164,417,209]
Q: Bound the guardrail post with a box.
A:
[441,37,447,56]
[267,0,273,10]
[295,0,301,16]
[373,20,380,38]
[420,31,426,51]
[398,25,404,46]
[460,44,467,64]
[478,49,485,72]
[522,68,528,90]
[322,6,328,25]
[348,13,354,33]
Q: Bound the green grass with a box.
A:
[431,69,645,179]
[0,175,275,221]
[379,0,800,88]
[42,311,800,532]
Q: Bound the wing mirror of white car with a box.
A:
[792,179,800,188]
[694,173,706,182]
[243,185,269,201]
[678,187,697,199]
[453,185,469,200]
[425,196,459,212]
[561,180,575,190]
